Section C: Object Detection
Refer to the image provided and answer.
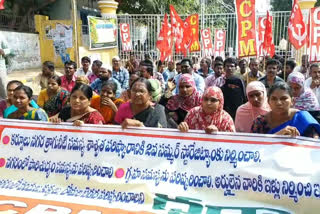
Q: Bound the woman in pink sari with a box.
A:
[235,81,271,132]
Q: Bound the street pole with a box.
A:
[200,0,205,58]
[71,0,79,67]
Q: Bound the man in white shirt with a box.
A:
[76,56,92,77]
[305,63,320,105]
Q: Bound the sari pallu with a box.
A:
[43,89,69,117]
[58,106,105,124]
[115,102,167,128]
[268,111,320,137]
[7,108,49,121]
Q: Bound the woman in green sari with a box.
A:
[7,85,48,121]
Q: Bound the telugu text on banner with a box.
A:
[0,120,319,213]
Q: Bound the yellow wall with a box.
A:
[34,15,82,68]
[299,0,316,9]
[35,1,119,68]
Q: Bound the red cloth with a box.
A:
[114,102,134,124]
[82,111,105,124]
[184,86,235,132]
[170,5,184,54]
[0,0,5,10]
[166,74,202,111]
[156,13,172,61]
[288,0,307,49]
[261,11,275,57]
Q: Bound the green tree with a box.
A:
[116,0,234,15]
[1,0,57,31]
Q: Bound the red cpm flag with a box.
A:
[288,0,307,49]
[261,11,275,57]
[170,5,184,54]
[0,0,5,10]
[156,14,173,62]
[180,14,200,56]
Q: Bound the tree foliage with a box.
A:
[116,0,234,15]
[1,0,57,31]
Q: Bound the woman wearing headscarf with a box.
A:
[235,81,271,132]
[165,74,202,126]
[178,86,235,133]
[148,78,162,103]
[287,71,319,111]
[251,82,320,138]
[221,76,247,120]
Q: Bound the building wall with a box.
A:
[0,30,41,71]
[35,15,82,68]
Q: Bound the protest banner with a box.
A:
[235,0,257,57]
[309,7,320,62]
[0,119,320,213]
[87,16,117,50]
[120,23,132,52]
[201,28,214,57]
[213,29,226,58]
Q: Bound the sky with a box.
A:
[256,0,271,13]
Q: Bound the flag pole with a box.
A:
[283,41,288,82]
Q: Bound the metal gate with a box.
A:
[83,11,292,61]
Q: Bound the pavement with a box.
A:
[7,68,65,95]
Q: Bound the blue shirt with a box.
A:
[162,69,177,82]
[173,72,205,95]
[90,78,122,98]
[112,67,129,90]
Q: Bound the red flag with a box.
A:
[308,7,320,62]
[307,10,311,49]
[201,28,214,57]
[0,0,5,10]
[185,14,200,53]
[261,11,275,57]
[213,29,226,58]
[156,14,172,61]
[170,5,184,54]
[119,23,132,52]
[235,0,257,57]
[288,0,307,49]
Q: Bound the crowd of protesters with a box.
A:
[1,52,320,139]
